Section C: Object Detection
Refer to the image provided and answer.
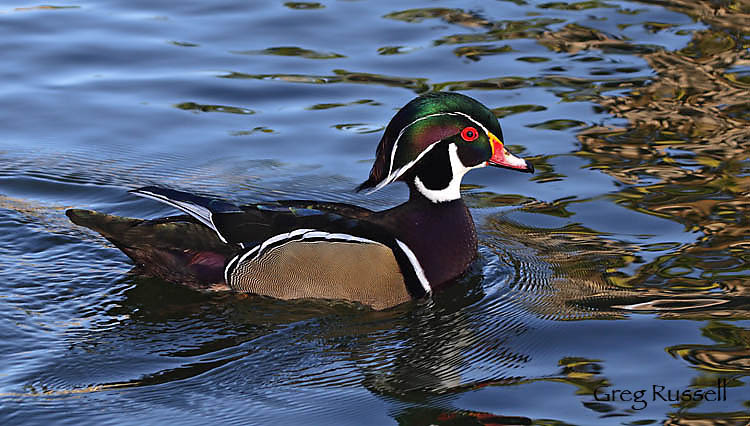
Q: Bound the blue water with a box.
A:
[1,1,748,425]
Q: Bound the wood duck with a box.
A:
[67,92,534,309]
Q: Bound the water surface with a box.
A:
[1,0,749,424]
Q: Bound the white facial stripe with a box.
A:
[369,138,441,193]
[395,239,431,294]
[414,143,485,203]
[376,111,494,193]
[452,111,494,142]
[388,112,453,181]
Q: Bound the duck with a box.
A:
[67,92,534,310]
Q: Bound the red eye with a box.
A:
[461,126,479,142]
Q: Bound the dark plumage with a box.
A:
[68,92,533,309]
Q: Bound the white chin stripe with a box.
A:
[413,144,483,203]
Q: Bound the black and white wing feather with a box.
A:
[131,186,242,243]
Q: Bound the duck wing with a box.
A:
[127,187,430,303]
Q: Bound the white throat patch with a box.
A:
[414,143,485,203]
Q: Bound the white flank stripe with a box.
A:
[224,253,241,284]
[227,229,371,281]
[395,239,431,294]
[300,231,378,244]
[253,228,315,259]
[224,229,431,295]
[225,243,263,285]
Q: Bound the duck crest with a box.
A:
[356,92,507,196]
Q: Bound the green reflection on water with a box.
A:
[232,46,345,59]
[175,102,255,115]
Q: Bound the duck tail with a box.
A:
[66,209,231,291]
[66,209,143,244]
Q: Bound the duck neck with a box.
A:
[375,189,478,289]
[408,142,482,204]
[412,176,461,203]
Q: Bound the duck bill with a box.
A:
[486,133,534,173]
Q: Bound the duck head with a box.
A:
[357,92,534,203]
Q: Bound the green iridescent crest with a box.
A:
[357,92,503,191]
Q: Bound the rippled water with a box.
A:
[1,0,748,424]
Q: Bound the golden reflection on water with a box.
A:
[454,5,750,411]
[0,382,132,398]
[490,4,750,416]
[499,0,750,321]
